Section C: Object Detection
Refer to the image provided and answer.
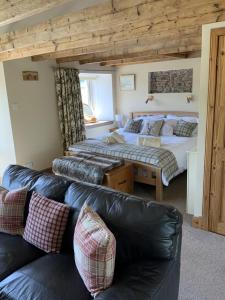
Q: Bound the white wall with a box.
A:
[116,58,200,118]
[3,58,64,170]
[1,58,115,171]
[195,21,225,217]
[0,63,16,179]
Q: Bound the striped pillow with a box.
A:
[23,192,70,253]
[74,202,116,297]
[0,186,27,235]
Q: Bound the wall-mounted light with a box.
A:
[187,95,194,103]
[145,95,154,104]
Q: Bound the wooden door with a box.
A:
[207,30,225,235]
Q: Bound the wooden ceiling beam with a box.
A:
[0,0,225,61]
[57,50,165,64]
[29,26,202,63]
[0,0,73,27]
[32,38,198,62]
[100,55,179,67]
[56,50,189,64]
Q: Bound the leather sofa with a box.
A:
[0,165,182,300]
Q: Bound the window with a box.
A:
[79,73,114,125]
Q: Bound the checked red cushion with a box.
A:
[0,186,27,235]
[23,192,70,253]
[74,202,116,297]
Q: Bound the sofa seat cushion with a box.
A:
[0,254,92,300]
[0,233,44,281]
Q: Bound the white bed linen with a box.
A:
[116,128,197,182]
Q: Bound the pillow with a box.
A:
[23,192,70,253]
[124,119,143,133]
[166,114,199,123]
[102,135,117,144]
[160,119,177,136]
[138,136,161,147]
[135,114,164,121]
[111,131,125,143]
[174,120,197,137]
[191,125,198,137]
[140,120,163,136]
[166,114,181,120]
[74,202,116,297]
[182,116,199,123]
[0,186,27,235]
[102,132,125,144]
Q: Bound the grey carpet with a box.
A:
[180,223,225,300]
[134,172,225,300]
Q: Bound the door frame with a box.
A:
[200,27,225,231]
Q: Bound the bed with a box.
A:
[67,111,198,201]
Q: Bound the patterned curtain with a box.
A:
[54,68,86,151]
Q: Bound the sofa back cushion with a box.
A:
[2,165,41,190]
[2,166,72,224]
[63,181,182,263]
[30,174,72,202]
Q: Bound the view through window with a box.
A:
[79,73,114,124]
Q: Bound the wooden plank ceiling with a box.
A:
[0,0,225,66]
[0,0,73,26]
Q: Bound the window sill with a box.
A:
[85,120,114,129]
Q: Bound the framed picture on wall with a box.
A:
[22,71,39,81]
[148,69,193,93]
[120,74,136,91]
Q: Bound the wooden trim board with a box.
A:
[130,111,199,119]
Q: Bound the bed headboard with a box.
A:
[130,111,199,119]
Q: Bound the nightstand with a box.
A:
[109,127,118,133]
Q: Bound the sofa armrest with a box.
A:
[96,232,182,300]
[97,259,180,300]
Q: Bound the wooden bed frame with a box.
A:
[129,111,199,201]
[66,111,199,201]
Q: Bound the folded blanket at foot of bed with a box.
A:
[52,152,124,185]
[69,140,179,186]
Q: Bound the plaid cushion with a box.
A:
[0,186,27,235]
[174,120,197,137]
[74,203,116,297]
[23,192,70,253]
[124,119,143,133]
